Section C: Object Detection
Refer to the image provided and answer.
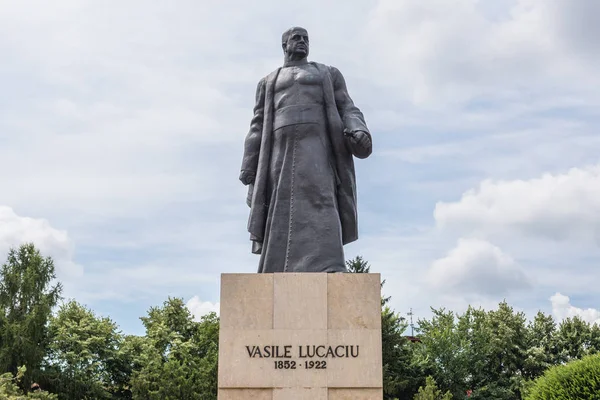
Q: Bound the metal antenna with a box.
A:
[407,308,414,336]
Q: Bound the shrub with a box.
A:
[0,366,57,399]
[526,353,600,400]
[414,376,453,400]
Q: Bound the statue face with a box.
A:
[285,29,309,58]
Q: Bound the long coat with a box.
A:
[241,62,372,255]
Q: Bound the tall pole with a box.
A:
[408,308,414,336]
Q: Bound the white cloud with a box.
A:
[362,0,600,105]
[0,206,68,253]
[550,292,600,325]
[434,165,600,242]
[186,296,220,321]
[0,206,82,279]
[427,238,530,296]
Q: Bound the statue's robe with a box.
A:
[241,62,372,273]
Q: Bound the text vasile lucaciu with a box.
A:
[245,345,360,359]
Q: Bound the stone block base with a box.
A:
[218,388,383,399]
[218,273,383,399]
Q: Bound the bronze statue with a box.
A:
[240,27,372,273]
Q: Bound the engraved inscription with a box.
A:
[245,344,360,369]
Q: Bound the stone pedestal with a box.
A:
[218,273,383,399]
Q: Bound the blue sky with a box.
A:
[1,0,599,335]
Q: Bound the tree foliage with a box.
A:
[555,316,599,363]
[0,366,57,399]
[523,311,560,380]
[413,376,452,400]
[41,300,126,399]
[129,298,219,400]
[345,256,372,274]
[381,306,428,399]
[0,244,62,388]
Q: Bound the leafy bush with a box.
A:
[414,376,453,400]
[526,353,600,400]
[0,366,57,399]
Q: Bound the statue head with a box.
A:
[282,26,309,61]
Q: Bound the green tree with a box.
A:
[41,300,126,399]
[555,316,596,363]
[381,306,428,399]
[456,305,489,392]
[0,244,62,389]
[413,376,452,400]
[523,312,559,380]
[476,301,528,398]
[418,302,529,400]
[345,256,371,274]
[129,298,218,400]
[417,308,469,398]
[112,334,150,399]
[590,323,600,354]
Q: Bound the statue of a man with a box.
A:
[240,27,372,273]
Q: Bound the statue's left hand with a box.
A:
[349,130,371,151]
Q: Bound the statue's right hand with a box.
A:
[239,170,256,185]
